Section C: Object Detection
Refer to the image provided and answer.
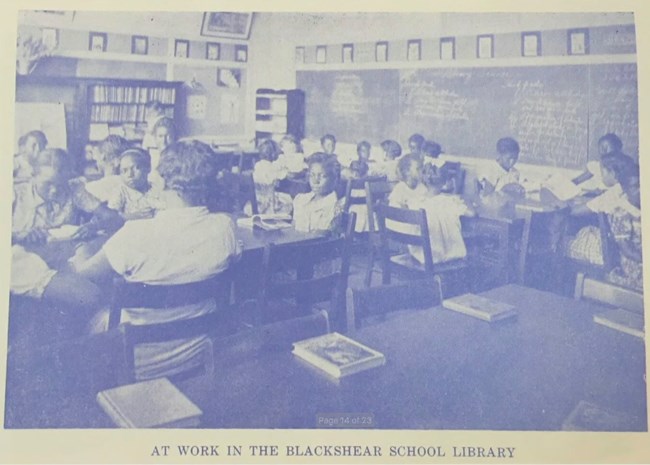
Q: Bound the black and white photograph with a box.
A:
[3,5,650,464]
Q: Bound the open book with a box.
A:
[96,378,202,428]
[293,332,385,379]
[236,213,292,231]
[442,293,517,322]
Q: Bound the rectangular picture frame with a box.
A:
[316,45,327,64]
[175,39,190,58]
[235,44,248,63]
[407,39,421,61]
[440,37,455,60]
[522,31,541,57]
[477,34,494,58]
[131,35,148,55]
[88,31,107,52]
[206,42,220,60]
[568,28,589,55]
[375,41,388,62]
[342,43,354,63]
[295,46,305,64]
[201,12,253,40]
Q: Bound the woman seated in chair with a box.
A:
[606,165,643,292]
[407,163,475,265]
[73,140,242,380]
[293,152,344,234]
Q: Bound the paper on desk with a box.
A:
[46,224,80,242]
[542,174,581,201]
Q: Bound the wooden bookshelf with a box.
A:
[254,89,304,145]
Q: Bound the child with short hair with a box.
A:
[320,134,337,155]
[407,163,474,265]
[379,139,402,182]
[407,133,425,156]
[478,137,521,195]
[293,153,343,233]
[388,154,427,208]
[251,139,292,215]
[421,140,443,165]
[14,130,48,182]
[82,135,132,203]
[277,134,306,176]
[573,133,624,192]
[107,148,159,219]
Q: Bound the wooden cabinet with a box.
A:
[254,89,304,145]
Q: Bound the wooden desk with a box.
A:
[178,285,646,430]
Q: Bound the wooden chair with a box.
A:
[517,207,570,289]
[109,273,235,383]
[347,278,441,332]
[343,175,387,218]
[257,213,355,331]
[364,179,393,286]
[574,272,643,314]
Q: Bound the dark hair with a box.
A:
[19,130,48,150]
[320,134,336,146]
[421,162,446,188]
[601,152,637,182]
[496,137,520,156]
[100,135,131,165]
[381,139,402,159]
[350,159,369,178]
[421,140,442,158]
[145,100,164,114]
[32,148,74,181]
[408,133,425,150]
[397,153,422,181]
[153,117,177,139]
[158,141,219,207]
[357,140,371,153]
[120,148,152,174]
[307,152,341,190]
[598,133,623,153]
[258,139,281,162]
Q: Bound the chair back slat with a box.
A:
[575,272,644,314]
[365,180,392,233]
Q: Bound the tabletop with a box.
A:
[179,284,646,430]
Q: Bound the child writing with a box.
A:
[388,154,427,208]
[478,137,523,196]
[407,163,475,265]
[293,153,343,233]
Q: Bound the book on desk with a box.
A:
[292,332,385,379]
[593,308,645,339]
[96,378,202,428]
[236,213,292,231]
[442,293,517,322]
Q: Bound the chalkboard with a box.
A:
[297,63,638,170]
[399,66,589,169]
[296,70,400,144]
[588,63,638,159]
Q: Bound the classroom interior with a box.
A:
[5,11,647,431]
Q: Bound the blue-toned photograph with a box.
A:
[6,11,645,433]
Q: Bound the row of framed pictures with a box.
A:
[297,28,591,64]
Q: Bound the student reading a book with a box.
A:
[567,153,637,265]
[478,137,522,195]
[74,140,242,380]
[377,139,402,181]
[293,153,343,233]
[407,163,474,265]
[388,154,427,208]
[106,148,162,220]
[572,133,624,191]
[407,133,425,157]
[605,165,643,291]
[14,130,47,182]
[277,134,306,176]
[250,139,293,215]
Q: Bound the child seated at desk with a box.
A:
[293,153,343,233]
[345,159,372,232]
[277,134,306,176]
[106,148,161,219]
[478,137,522,195]
[73,140,242,381]
[407,133,425,157]
[407,164,474,265]
[14,130,47,182]
[251,139,292,215]
[573,133,624,192]
[606,165,642,291]
[82,135,132,203]
[376,139,402,181]
[388,154,427,208]
[422,140,443,166]
[320,133,337,155]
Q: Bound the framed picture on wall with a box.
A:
[88,32,107,52]
[342,43,354,63]
[131,35,148,55]
[206,42,220,60]
[522,31,541,57]
[295,46,305,64]
[175,39,190,58]
[41,28,58,50]
[407,39,421,61]
[235,44,248,62]
[316,45,327,64]
[477,34,494,58]
[440,37,455,60]
[201,12,253,39]
[568,28,589,55]
[376,41,388,62]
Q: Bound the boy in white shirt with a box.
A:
[479,137,521,194]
